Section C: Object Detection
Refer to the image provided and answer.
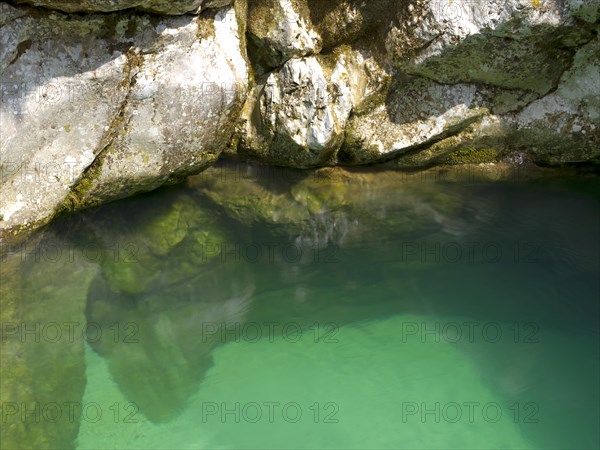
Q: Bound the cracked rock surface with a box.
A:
[238,0,599,168]
[0,2,249,237]
[7,0,231,15]
[1,0,599,240]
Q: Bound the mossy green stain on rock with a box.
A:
[404,25,594,96]
[59,150,108,213]
[59,48,144,215]
[439,147,502,165]
[96,192,228,294]
[195,15,216,41]
[291,178,347,214]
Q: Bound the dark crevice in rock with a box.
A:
[59,50,143,214]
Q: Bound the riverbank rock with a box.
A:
[236,0,599,167]
[237,47,390,167]
[9,0,231,15]
[0,2,249,240]
[1,0,599,241]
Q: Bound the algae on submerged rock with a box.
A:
[188,162,469,248]
[75,190,229,295]
[0,231,98,450]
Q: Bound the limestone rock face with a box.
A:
[1,0,599,241]
[513,38,600,165]
[234,0,598,168]
[238,47,390,167]
[0,2,249,239]
[386,0,595,97]
[342,77,489,165]
[10,0,228,15]
[307,0,396,50]
[247,0,322,71]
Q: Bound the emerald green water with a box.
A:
[1,166,599,449]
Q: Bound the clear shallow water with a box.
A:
[1,166,599,449]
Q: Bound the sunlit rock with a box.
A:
[341,77,489,164]
[9,0,228,15]
[0,2,249,239]
[238,47,389,167]
[513,38,600,165]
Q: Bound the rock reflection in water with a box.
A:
[85,263,254,423]
[189,161,478,249]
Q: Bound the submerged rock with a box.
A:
[85,262,254,423]
[71,189,229,295]
[188,161,470,248]
[0,230,98,449]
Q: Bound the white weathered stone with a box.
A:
[516,40,600,133]
[384,0,592,95]
[247,0,322,69]
[11,0,229,15]
[390,0,571,63]
[266,58,336,150]
[240,48,389,167]
[511,38,600,164]
[0,3,248,237]
[343,80,488,164]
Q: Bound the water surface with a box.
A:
[2,165,599,449]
